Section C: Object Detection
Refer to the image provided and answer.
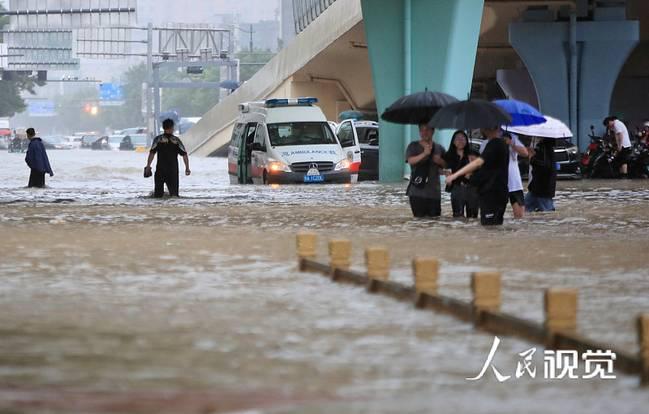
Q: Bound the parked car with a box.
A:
[64,135,83,149]
[80,133,98,148]
[107,134,126,150]
[117,127,146,136]
[42,135,74,150]
[91,136,111,151]
[119,134,148,151]
[336,119,379,181]
[469,136,580,179]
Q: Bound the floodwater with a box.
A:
[0,149,648,414]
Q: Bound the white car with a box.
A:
[227,97,351,185]
[107,134,126,150]
[42,135,74,150]
[64,135,83,149]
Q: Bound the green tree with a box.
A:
[0,4,47,118]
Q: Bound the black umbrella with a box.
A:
[381,90,459,125]
[427,99,512,130]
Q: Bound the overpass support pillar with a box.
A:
[361,0,484,182]
[510,13,639,152]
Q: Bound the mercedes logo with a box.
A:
[309,163,318,169]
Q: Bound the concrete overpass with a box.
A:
[182,0,368,158]
[182,0,646,182]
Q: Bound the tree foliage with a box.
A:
[0,4,47,118]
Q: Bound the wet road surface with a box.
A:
[1,150,648,413]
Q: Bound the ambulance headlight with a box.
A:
[268,160,291,173]
[334,159,351,171]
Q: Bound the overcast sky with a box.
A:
[0,0,281,24]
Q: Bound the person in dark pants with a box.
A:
[145,119,191,198]
[443,130,478,218]
[405,124,446,218]
[445,127,509,226]
[24,128,53,188]
[525,138,557,212]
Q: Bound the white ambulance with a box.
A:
[227,98,351,185]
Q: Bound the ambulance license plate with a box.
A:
[305,168,324,183]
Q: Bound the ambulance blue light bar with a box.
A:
[265,97,318,108]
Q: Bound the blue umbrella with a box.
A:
[493,99,546,127]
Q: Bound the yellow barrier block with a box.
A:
[639,314,649,385]
[471,272,501,312]
[328,239,351,271]
[544,288,578,332]
[365,247,389,281]
[296,232,317,260]
[413,257,439,296]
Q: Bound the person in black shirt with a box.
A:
[405,124,446,218]
[145,119,191,198]
[443,130,478,218]
[525,138,557,212]
[445,127,509,225]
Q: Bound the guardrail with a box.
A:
[296,232,649,386]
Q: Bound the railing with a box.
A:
[292,0,339,34]
[295,231,649,386]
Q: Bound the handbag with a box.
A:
[410,155,432,189]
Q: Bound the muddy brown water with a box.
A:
[1,151,648,413]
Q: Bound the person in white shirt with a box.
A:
[479,132,528,219]
[502,132,528,218]
[605,116,632,178]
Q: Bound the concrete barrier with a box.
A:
[295,233,647,386]
[640,314,649,385]
[329,239,352,272]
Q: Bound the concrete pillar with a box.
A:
[361,0,484,182]
[365,247,389,281]
[296,232,317,261]
[412,257,439,296]
[328,239,352,271]
[510,18,639,151]
[639,314,649,385]
[471,272,501,312]
[544,288,578,333]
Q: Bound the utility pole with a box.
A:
[146,22,154,141]
[249,23,254,52]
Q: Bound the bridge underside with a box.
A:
[183,0,647,182]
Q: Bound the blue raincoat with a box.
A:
[25,138,53,175]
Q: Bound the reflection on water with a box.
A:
[1,150,649,413]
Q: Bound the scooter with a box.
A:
[628,128,649,178]
[581,126,618,178]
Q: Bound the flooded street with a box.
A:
[1,149,649,413]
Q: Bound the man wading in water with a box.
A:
[24,128,53,188]
[145,119,191,197]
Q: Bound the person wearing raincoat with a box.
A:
[24,128,54,188]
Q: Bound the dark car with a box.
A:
[91,136,110,151]
[470,136,581,180]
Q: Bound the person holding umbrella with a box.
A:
[444,127,509,225]
[428,99,513,225]
[381,90,458,218]
[502,132,528,219]
[405,124,446,218]
[525,138,557,212]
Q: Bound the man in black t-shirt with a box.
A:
[145,119,191,197]
[445,127,509,225]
